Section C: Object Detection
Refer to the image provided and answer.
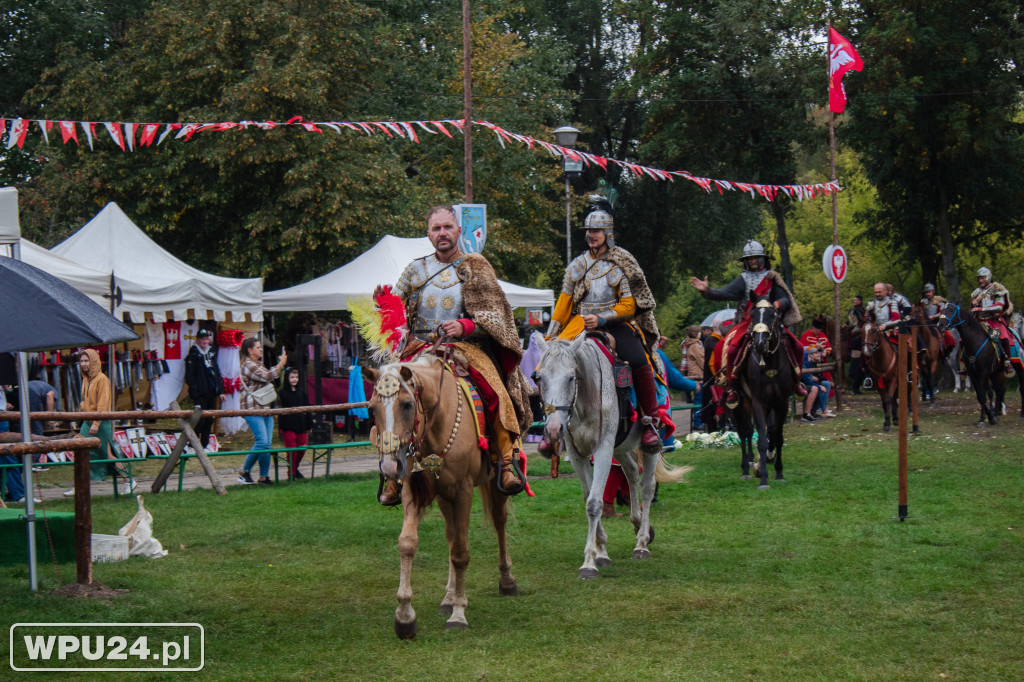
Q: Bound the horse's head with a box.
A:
[935,301,959,333]
[533,333,587,448]
[749,297,779,357]
[365,357,440,483]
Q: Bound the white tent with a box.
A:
[263,235,554,311]
[51,202,263,322]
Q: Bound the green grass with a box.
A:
[3,394,1023,680]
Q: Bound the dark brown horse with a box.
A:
[910,305,943,405]
[365,356,517,638]
[937,302,1024,427]
[861,320,905,432]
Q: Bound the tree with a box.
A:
[848,0,1024,302]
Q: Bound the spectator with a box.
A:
[701,321,724,432]
[184,329,226,450]
[27,379,58,470]
[847,295,866,394]
[0,386,36,504]
[802,346,835,420]
[238,337,287,486]
[276,367,312,480]
[64,349,135,498]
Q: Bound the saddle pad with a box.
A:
[456,376,489,450]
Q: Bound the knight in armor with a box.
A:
[374,205,532,505]
[690,239,807,409]
[865,282,901,331]
[543,196,664,453]
[921,283,956,354]
[886,283,913,317]
[970,267,1018,374]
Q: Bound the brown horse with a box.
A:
[365,355,517,639]
[910,305,943,405]
[861,320,905,431]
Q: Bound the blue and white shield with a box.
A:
[455,203,487,254]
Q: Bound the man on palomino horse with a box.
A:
[970,267,1021,375]
[541,196,664,453]
[689,239,806,410]
[374,205,531,506]
[921,283,957,353]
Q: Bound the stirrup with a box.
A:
[495,453,525,496]
[724,389,740,409]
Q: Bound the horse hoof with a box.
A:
[578,567,599,580]
[883,425,891,433]
[775,476,786,482]
[977,421,986,428]
[757,484,770,490]
[438,603,454,616]
[741,474,752,480]
[633,549,651,560]
[498,582,519,597]
[394,618,418,640]
[595,557,612,567]
[445,620,469,631]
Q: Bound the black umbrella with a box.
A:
[0,255,137,353]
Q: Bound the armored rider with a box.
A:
[970,267,1018,374]
[865,282,900,333]
[921,283,956,353]
[543,197,664,453]
[689,239,806,409]
[374,205,532,505]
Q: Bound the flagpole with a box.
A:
[828,22,844,411]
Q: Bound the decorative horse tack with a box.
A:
[376,373,401,398]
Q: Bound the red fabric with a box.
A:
[162,321,182,360]
[281,430,308,475]
[458,318,475,336]
[307,377,374,406]
[217,329,245,347]
[603,465,629,504]
[829,28,864,113]
[981,318,1014,343]
[466,365,500,423]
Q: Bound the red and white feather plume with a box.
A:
[350,286,408,363]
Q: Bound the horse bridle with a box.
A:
[937,303,994,365]
[750,299,780,361]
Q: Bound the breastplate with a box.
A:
[412,257,465,338]
[868,298,893,323]
[578,257,624,315]
[741,270,769,296]
[922,303,940,318]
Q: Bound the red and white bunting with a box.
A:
[0,115,842,201]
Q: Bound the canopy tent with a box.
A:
[51,202,263,322]
[263,235,554,311]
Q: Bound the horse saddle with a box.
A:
[585,332,637,448]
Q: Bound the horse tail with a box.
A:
[654,454,694,483]
[476,471,514,536]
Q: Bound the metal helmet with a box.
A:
[580,195,615,247]
[739,239,768,270]
[978,267,992,280]
[923,283,936,293]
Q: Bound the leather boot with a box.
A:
[379,479,401,507]
[602,501,623,518]
[632,363,663,451]
[782,334,808,396]
[494,421,524,494]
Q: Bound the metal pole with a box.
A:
[10,240,38,590]
[16,352,38,590]
[462,0,473,203]
[565,175,572,265]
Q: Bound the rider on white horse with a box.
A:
[542,196,664,453]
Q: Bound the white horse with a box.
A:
[534,334,692,579]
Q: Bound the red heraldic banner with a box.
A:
[163,321,182,360]
[829,27,864,113]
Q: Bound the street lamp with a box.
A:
[553,126,582,265]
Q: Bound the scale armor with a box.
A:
[394,256,466,340]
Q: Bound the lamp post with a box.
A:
[553,126,582,265]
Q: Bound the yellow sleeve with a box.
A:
[599,295,636,325]
[550,292,574,331]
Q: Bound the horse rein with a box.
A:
[938,304,992,365]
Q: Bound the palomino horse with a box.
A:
[936,302,1024,427]
[365,356,517,638]
[734,297,794,489]
[909,305,943,405]
[861,320,904,432]
[534,334,691,579]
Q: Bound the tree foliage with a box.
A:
[847,0,1024,301]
